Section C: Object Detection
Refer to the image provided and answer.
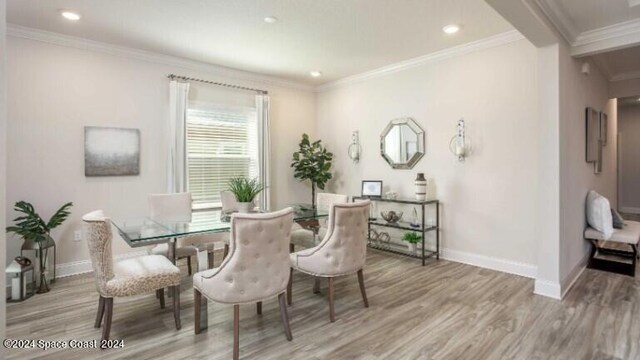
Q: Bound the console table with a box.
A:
[353,196,439,266]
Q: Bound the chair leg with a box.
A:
[233,304,240,360]
[278,292,293,341]
[94,296,105,328]
[328,277,335,323]
[313,277,321,294]
[223,244,229,259]
[357,269,369,308]
[208,251,214,269]
[102,298,113,342]
[157,288,165,309]
[172,285,181,330]
[287,268,293,305]
[257,301,262,315]
[187,256,192,275]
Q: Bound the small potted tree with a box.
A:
[402,232,421,253]
[291,133,333,209]
[227,177,265,213]
[6,201,73,293]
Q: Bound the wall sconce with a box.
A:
[449,119,471,162]
[348,131,361,163]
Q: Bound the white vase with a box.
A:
[407,243,417,253]
[414,173,427,201]
[237,202,253,213]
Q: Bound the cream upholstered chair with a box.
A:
[193,208,294,360]
[288,200,370,322]
[220,190,258,259]
[148,192,214,274]
[290,193,349,249]
[82,210,182,341]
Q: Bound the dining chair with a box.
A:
[193,208,294,360]
[148,192,215,274]
[288,200,370,322]
[291,192,349,249]
[219,190,258,260]
[82,210,182,342]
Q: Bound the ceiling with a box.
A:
[551,0,640,34]
[618,96,640,107]
[7,0,514,85]
[592,45,640,81]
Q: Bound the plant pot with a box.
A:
[407,243,417,253]
[237,202,253,213]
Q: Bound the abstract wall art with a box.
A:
[84,126,140,176]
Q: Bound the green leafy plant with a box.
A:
[6,201,73,293]
[402,232,422,244]
[227,177,265,202]
[6,201,73,243]
[291,133,333,209]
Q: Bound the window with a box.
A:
[186,105,258,210]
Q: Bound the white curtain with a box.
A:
[256,95,271,210]
[168,80,190,193]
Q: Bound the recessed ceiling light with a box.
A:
[443,24,460,34]
[264,16,278,24]
[61,11,81,21]
[310,71,322,78]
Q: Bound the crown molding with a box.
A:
[317,30,525,92]
[7,24,314,92]
[533,0,579,44]
[571,18,640,56]
[611,70,640,82]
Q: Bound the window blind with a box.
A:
[186,107,258,209]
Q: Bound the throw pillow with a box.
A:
[611,208,625,229]
[586,190,614,240]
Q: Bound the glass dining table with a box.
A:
[110,204,327,264]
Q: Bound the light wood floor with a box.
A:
[6,249,640,360]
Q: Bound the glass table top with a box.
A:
[111,204,327,246]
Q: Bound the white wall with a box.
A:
[317,38,540,273]
[558,43,617,291]
[0,0,7,348]
[6,35,316,267]
[618,105,640,213]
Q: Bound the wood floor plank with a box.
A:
[5,249,640,359]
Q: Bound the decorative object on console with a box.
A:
[348,131,361,163]
[291,133,333,209]
[402,232,422,253]
[384,191,397,200]
[368,229,391,249]
[361,180,383,198]
[449,119,472,162]
[369,201,377,220]
[6,258,36,302]
[381,210,403,224]
[6,201,73,293]
[380,117,425,169]
[414,173,427,201]
[410,208,420,228]
[84,126,140,176]
[226,177,265,213]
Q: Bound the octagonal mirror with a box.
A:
[380,118,425,169]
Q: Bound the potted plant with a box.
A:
[6,201,73,293]
[402,232,421,253]
[291,133,333,209]
[227,177,265,213]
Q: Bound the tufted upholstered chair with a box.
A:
[82,210,182,342]
[219,190,258,260]
[291,193,349,249]
[148,192,215,274]
[288,200,370,322]
[192,208,294,360]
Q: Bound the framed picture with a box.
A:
[599,112,608,146]
[85,126,141,176]
[585,107,599,163]
[361,180,383,197]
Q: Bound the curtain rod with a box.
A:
[167,74,268,95]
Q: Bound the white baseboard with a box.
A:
[54,250,148,278]
[560,252,590,299]
[619,206,640,214]
[534,279,562,299]
[441,248,537,279]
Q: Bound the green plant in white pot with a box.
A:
[227,177,265,213]
[402,232,421,253]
